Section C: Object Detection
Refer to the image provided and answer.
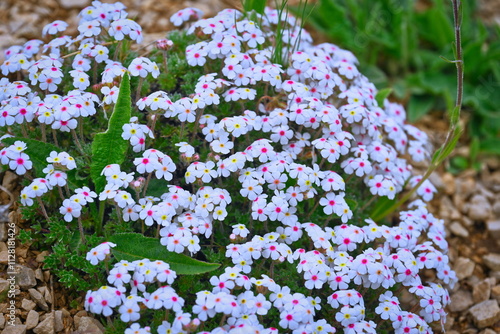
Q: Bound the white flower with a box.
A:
[175,142,195,158]
[59,198,82,222]
[86,242,117,265]
[8,152,32,175]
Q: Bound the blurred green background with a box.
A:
[300,0,500,161]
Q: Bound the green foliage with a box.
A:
[153,30,205,96]
[90,73,131,193]
[108,233,220,275]
[35,218,104,291]
[304,0,500,150]
[370,196,398,223]
[375,88,392,107]
[243,0,266,14]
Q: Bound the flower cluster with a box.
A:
[0,140,32,175]
[1,1,455,333]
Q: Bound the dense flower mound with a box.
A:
[0,1,456,333]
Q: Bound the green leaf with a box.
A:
[479,138,500,155]
[408,95,435,122]
[431,147,442,165]
[470,136,480,163]
[243,0,266,14]
[361,65,388,88]
[345,198,358,212]
[108,233,220,275]
[416,1,453,49]
[146,178,170,198]
[1,137,61,178]
[449,156,469,173]
[375,88,392,107]
[448,105,460,127]
[370,196,397,223]
[435,126,462,165]
[90,73,131,193]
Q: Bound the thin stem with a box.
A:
[322,216,333,228]
[162,51,168,73]
[51,129,59,147]
[136,77,144,102]
[41,123,47,142]
[57,186,65,201]
[179,122,186,140]
[191,109,205,141]
[114,204,123,225]
[142,172,152,197]
[71,129,85,154]
[77,216,86,243]
[376,2,464,220]
[21,123,28,137]
[92,59,98,86]
[78,116,84,141]
[148,114,158,147]
[452,0,463,110]
[360,195,377,212]
[64,184,71,198]
[97,200,105,236]
[36,197,50,222]
[114,41,122,61]
[319,156,326,169]
[306,198,321,221]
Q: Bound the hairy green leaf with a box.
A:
[108,233,220,275]
[448,105,460,127]
[439,126,462,163]
[90,73,131,193]
[1,137,61,178]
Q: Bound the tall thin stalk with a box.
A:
[372,0,464,221]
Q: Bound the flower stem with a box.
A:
[41,123,47,142]
[372,0,464,221]
[191,109,204,141]
[36,197,50,222]
[77,216,86,243]
[360,195,377,212]
[57,186,65,201]
[71,129,85,155]
[142,172,152,197]
[136,77,144,102]
[51,129,59,147]
[21,123,28,137]
[97,200,105,236]
[307,198,321,221]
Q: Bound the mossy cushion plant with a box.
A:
[0,1,456,333]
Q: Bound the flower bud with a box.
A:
[156,39,174,51]
[130,177,145,192]
[183,318,201,332]
[179,153,191,164]
[230,234,247,244]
